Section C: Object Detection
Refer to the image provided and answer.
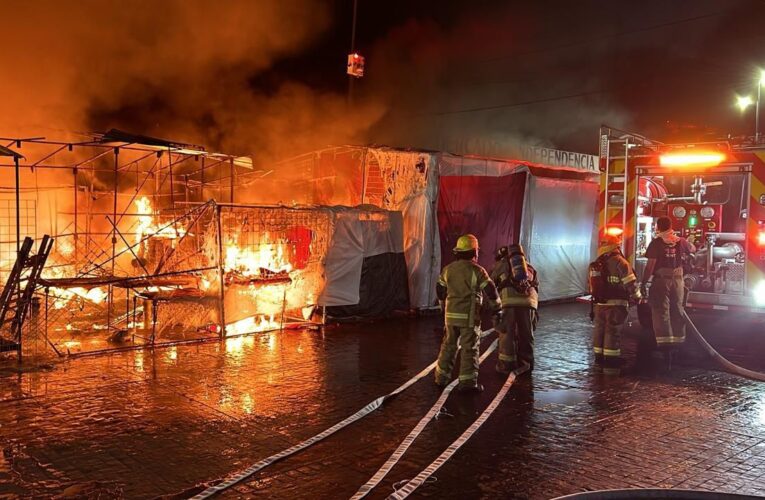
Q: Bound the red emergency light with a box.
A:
[605,226,624,237]
[758,230,765,247]
[659,151,726,168]
[347,53,365,77]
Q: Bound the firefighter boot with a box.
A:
[435,378,449,388]
[495,360,518,375]
[457,382,484,393]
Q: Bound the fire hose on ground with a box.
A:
[681,309,765,382]
[552,488,762,499]
[639,286,765,382]
[190,330,501,499]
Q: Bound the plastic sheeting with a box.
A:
[522,176,599,301]
[319,208,405,307]
[325,253,409,319]
[435,155,598,302]
[437,173,526,272]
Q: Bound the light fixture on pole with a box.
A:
[737,95,754,112]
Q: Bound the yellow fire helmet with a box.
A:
[453,234,479,252]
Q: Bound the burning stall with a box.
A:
[0,132,406,358]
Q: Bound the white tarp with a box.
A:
[318,208,404,307]
[366,149,440,309]
[436,155,599,302]
[522,175,599,301]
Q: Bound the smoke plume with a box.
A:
[0,0,384,163]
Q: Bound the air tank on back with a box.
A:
[507,244,529,283]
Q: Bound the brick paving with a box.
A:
[1,303,765,499]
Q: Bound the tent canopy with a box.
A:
[437,154,599,302]
[0,145,23,159]
[319,206,408,317]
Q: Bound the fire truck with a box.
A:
[598,126,765,317]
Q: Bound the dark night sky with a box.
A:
[2,0,765,160]
[260,0,765,155]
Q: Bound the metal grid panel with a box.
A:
[0,199,36,280]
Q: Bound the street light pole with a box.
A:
[347,0,358,105]
[757,81,761,143]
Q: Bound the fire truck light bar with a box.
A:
[605,226,623,237]
[659,152,726,168]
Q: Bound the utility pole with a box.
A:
[347,0,358,106]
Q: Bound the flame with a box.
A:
[134,196,185,244]
[224,232,292,276]
[225,314,280,336]
[200,277,211,290]
[44,265,107,309]
[57,239,74,257]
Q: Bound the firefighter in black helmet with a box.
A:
[589,230,641,369]
[490,243,539,374]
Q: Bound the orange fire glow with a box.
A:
[224,233,292,277]
[225,314,280,336]
[135,197,185,245]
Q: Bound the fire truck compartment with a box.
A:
[633,168,754,308]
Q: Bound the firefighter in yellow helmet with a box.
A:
[490,243,539,374]
[435,234,501,392]
[588,230,641,369]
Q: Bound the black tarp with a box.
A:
[326,252,409,320]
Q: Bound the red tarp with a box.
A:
[438,172,527,272]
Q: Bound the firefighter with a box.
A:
[640,216,696,352]
[589,231,641,368]
[490,243,539,374]
[435,234,501,392]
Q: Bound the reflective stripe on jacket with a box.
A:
[438,260,495,327]
[592,251,637,305]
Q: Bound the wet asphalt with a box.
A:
[1,303,765,499]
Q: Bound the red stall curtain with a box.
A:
[438,172,527,272]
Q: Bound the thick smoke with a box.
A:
[1,0,760,173]
[361,0,756,156]
[0,0,384,163]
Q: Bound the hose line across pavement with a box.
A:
[350,337,499,499]
[387,361,529,499]
[682,310,765,382]
[189,329,497,499]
